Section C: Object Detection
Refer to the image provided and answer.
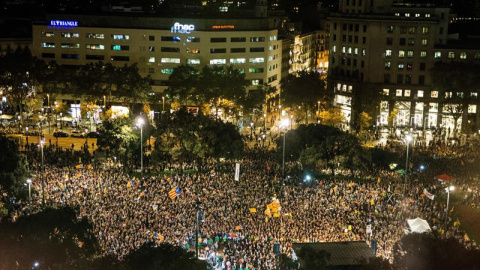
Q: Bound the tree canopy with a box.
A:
[0,135,29,197]
[280,71,326,124]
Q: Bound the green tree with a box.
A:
[153,108,244,168]
[0,135,29,197]
[393,233,480,270]
[295,245,330,270]
[195,65,249,119]
[165,65,199,105]
[358,111,373,133]
[277,125,366,175]
[277,253,299,270]
[0,207,99,270]
[318,106,345,127]
[97,117,137,165]
[0,47,44,126]
[115,63,151,111]
[280,71,326,124]
[123,242,207,270]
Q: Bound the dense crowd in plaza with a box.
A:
[11,135,477,270]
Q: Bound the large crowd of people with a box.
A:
[9,133,479,269]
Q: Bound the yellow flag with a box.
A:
[264,207,272,217]
[348,225,352,231]
[273,213,280,218]
[127,181,132,188]
[249,208,257,213]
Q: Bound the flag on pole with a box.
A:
[423,188,435,200]
[169,187,180,200]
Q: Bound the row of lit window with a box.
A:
[384,62,426,71]
[379,101,477,114]
[384,89,478,99]
[43,53,267,65]
[41,32,278,43]
[386,37,428,46]
[385,50,427,58]
[386,26,430,35]
[434,51,480,60]
[40,42,275,54]
[384,74,424,85]
[42,32,130,40]
[332,46,366,56]
[41,53,129,61]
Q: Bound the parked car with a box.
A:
[86,131,100,138]
[70,129,85,138]
[53,131,69,137]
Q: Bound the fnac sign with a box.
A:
[171,22,195,34]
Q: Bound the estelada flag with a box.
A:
[169,187,180,200]
[235,225,243,230]
[264,207,272,217]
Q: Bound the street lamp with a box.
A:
[40,138,45,207]
[85,128,89,146]
[445,185,455,230]
[136,117,145,173]
[25,127,29,146]
[250,122,254,138]
[404,134,412,193]
[162,96,165,112]
[280,118,290,181]
[26,178,32,202]
[263,113,267,131]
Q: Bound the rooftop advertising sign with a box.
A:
[171,22,195,34]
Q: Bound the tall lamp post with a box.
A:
[26,178,32,203]
[162,96,165,112]
[40,138,45,207]
[136,117,145,173]
[280,118,290,181]
[404,134,412,193]
[445,185,455,230]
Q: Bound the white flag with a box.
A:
[423,188,435,200]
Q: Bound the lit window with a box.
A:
[385,50,392,57]
[251,79,263,85]
[418,90,424,97]
[407,51,414,58]
[161,58,180,63]
[398,50,405,58]
[42,32,55,37]
[187,59,200,65]
[404,90,411,97]
[471,92,478,98]
[61,43,80,49]
[383,89,389,95]
[448,52,455,59]
[384,61,391,69]
[148,57,155,63]
[187,48,200,54]
[354,48,358,55]
[421,39,427,45]
[112,34,130,40]
[431,91,438,98]
[230,58,246,64]
[422,27,429,34]
[61,33,79,38]
[398,63,404,69]
[86,33,104,39]
[460,52,467,59]
[468,105,477,113]
[342,46,346,53]
[434,52,442,59]
[420,51,427,58]
[396,89,402,96]
[332,45,336,52]
[249,57,264,63]
[161,69,174,74]
[85,44,105,50]
[210,59,226,65]
[41,43,55,48]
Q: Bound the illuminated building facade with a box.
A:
[32,14,283,99]
[328,0,480,133]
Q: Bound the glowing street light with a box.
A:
[404,134,412,193]
[445,185,455,230]
[280,118,290,180]
[26,178,32,202]
[136,117,145,173]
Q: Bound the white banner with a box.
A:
[235,163,240,181]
